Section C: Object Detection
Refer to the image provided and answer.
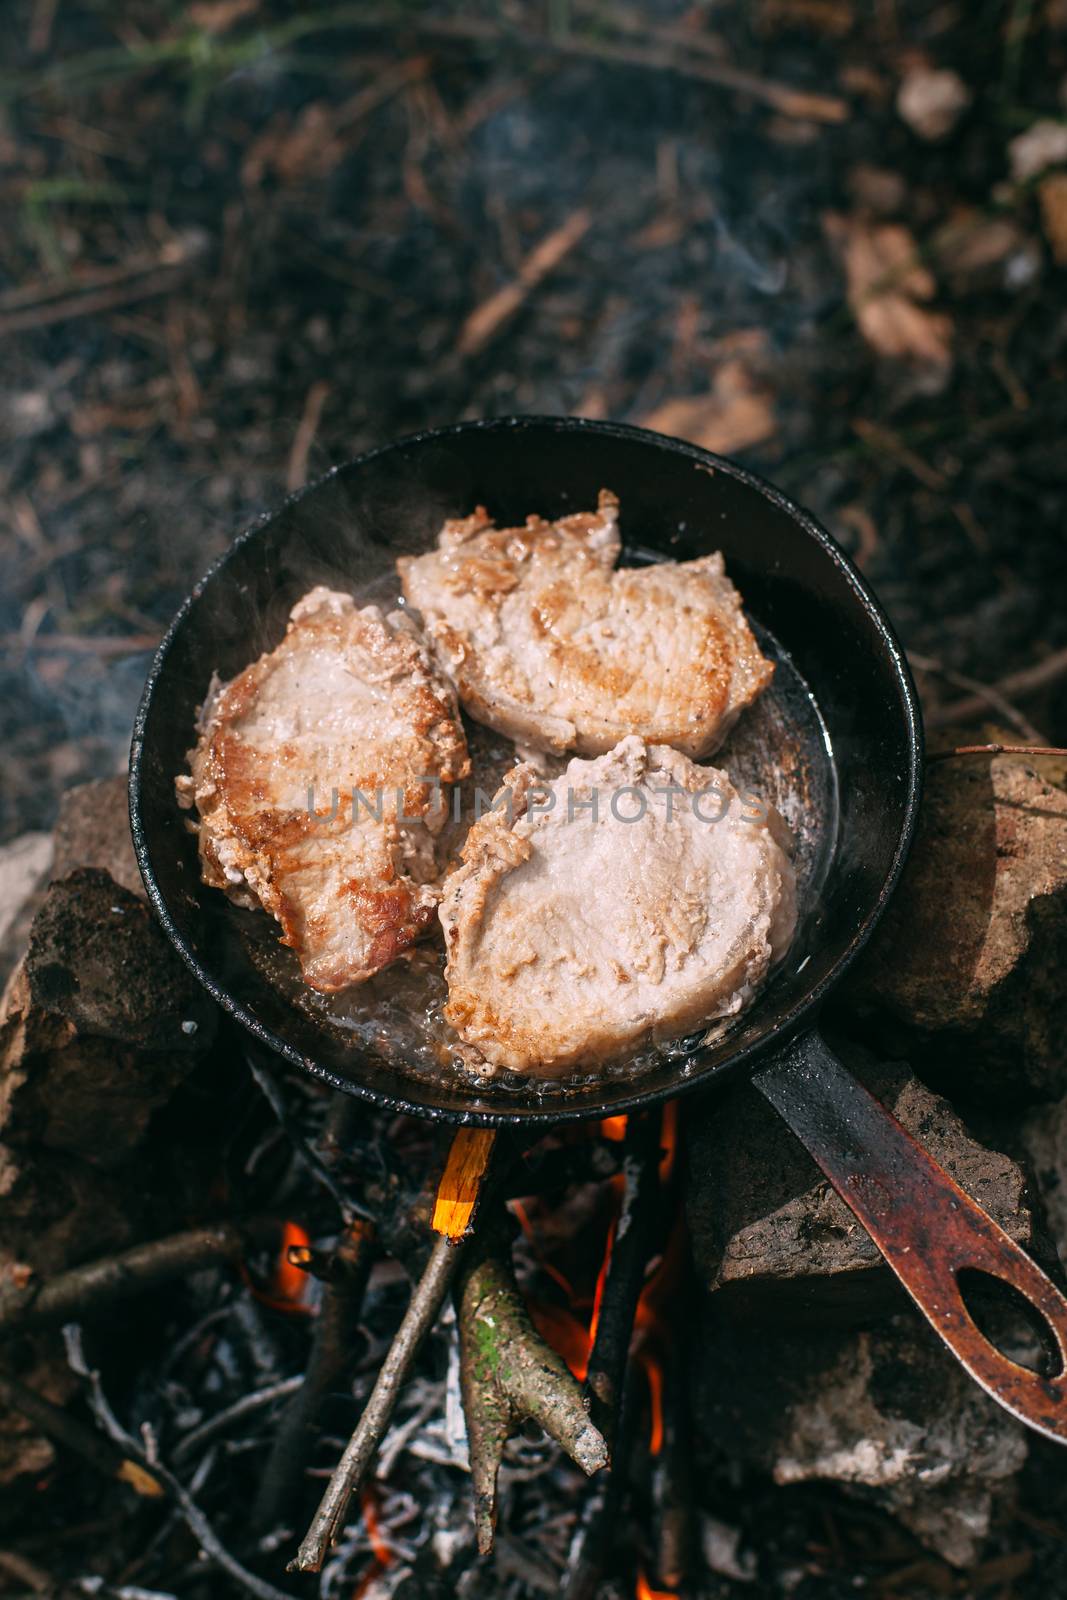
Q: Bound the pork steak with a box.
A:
[398,491,773,759]
[177,587,469,992]
[439,736,796,1075]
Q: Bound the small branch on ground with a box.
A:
[0,257,196,337]
[927,743,1067,764]
[457,1204,608,1555]
[290,1231,466,1573]
[455,210,591,358]
[0,1220,278,1336]
[253,1218,376,1532]
[584,1111,664,1448]
[286,380,331,491]
[909,650,1045,742]
[924,645,1067,729]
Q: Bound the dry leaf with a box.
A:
[642,356,777,456]
[1009,119,1067,183]
[1039,172,1067,265]
[825,213,953,371]
[896,66,971,141]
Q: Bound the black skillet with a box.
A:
[130,416,1067,1442]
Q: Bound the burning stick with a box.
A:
[457,1203,609,1555]
[649,1310,695,1593]
[563,1362,641,1600]
[584,1112,665,1447]
[253,1217,375,1531]
[290,1128,497,1573]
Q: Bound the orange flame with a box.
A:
[638,1349,664,1456]
[659,1099,679,1184]
[247,1221,314,1316]
[361,1486,392,1566]
[636,1572,677,1600]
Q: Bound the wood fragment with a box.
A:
[457,1208,608,1555]
[432,1127,497,1239]
[456,210,591,358]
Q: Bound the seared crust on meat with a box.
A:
[179,587,469,992]
[398,490,773,759]
[439,737,795,1075]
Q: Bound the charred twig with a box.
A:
[246,1052,370,1223]
[0,1371,160,1496]
[584,1112,663,1448]
[563,1363,640,1600]
[64,1329,297,1600]
[290,1232,466,1572]
[0,1221,278,1336]
[253,1219,375,1531]
[173,1376,304,1466]
[455,210,592,358]
[457,1205,608,1555]
[927,743,1067,764]
[650,1311,694,1591]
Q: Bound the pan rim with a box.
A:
[129,414,924,1126]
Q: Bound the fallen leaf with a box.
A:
[896,66,971,141]
[642,356,777,456]
[1039,171,1067,264]
[825,213,953,371]
[1009,119,1067,183]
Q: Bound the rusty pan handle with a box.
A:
[753,1031,1067,1442]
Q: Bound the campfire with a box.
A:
[0,848,695,1597]
[6,4,1067,1598]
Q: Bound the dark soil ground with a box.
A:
[3,3,1067,1598]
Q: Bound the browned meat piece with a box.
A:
[398,490,773,759]
[439,737,796,1076]
[177,587,469,992]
